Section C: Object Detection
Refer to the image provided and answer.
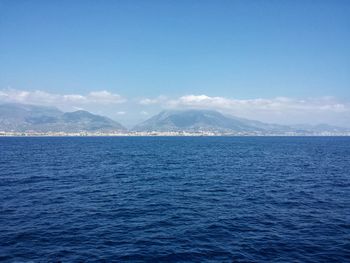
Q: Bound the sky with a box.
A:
[0,0,350,127]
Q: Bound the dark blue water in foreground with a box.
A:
[1,137,350,262]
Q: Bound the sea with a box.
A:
[0,136,349,262]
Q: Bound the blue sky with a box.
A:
[0,0,350,126]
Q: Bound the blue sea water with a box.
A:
[0,136,349,262]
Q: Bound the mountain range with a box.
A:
[0,103,126,132]
[133,109,293,133]
[0,103,349,134]
[133,109,350,134]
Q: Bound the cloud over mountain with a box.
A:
[0,89,126,111]
[139,94,350,127]
[141,94,348,113]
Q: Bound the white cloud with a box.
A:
[139,95,167,105]
[87,91,125,104]
[63,94,87,103]
[140,94,348,113]
[0,88,126,110]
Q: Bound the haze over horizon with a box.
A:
[1,0,349,127]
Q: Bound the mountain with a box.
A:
[2,105,348,135]
[133,109,350,134]
[132,109,293,133]
[0,103,126,132]
[290,123,350,133]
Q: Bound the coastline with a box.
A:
[1,131,350,137]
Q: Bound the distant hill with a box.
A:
[0,103,126,132]
[132,109,294,133]
[1,105,348,135]
[132,109,350,134]
[290,123,350,133]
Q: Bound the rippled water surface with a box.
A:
[1,137,350,262]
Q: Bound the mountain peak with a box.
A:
[133,109,266,132]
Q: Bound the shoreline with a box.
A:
[1,133,350,137]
